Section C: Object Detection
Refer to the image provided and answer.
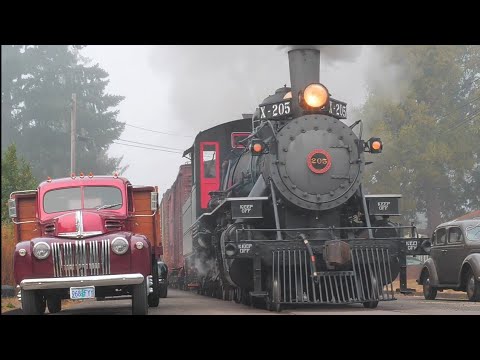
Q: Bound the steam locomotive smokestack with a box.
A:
[288,48,320,117]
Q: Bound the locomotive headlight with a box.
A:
[112,237,129,255]
[302,83,329,108]
[225,243,237,257]
[33,242,51,260]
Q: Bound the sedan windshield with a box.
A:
[44,186,123,213]
[466,224,480,241]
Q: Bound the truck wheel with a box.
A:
[466,269,480,302]
[132,280,148,315]
[422,269,437,300]
[160,285,168,298]
[47,296,62,313]
[148,260,160,307]
[148,289,160,307]
[21,289,46,315]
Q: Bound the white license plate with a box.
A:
[70,286,95,299]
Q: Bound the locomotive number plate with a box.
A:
[258,98,347,120]
[259,101,291,120]
[70,286,95,299]
[328,99,347,118]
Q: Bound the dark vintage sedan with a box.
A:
[417,219,480,301]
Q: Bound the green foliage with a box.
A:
[360,45,480,232]
[1,45,126,181]
[1,144,37,223]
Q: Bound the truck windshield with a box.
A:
[44,186,123,213]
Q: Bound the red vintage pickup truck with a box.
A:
[9,173,163,315]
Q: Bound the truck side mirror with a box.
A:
[8,198,17,218]
[150,192,158,211]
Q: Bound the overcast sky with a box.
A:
[81,45,375,195]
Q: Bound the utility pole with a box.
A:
[70,93,77,175]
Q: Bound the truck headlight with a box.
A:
[112,237,129,255]
[33,242,51,260]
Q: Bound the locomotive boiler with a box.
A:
[176,47,423,311]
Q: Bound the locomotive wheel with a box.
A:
[244,290,252,306]
[234,288,242,303]
[362,301,379,309]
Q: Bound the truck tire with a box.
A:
[148,261,160,307]
[21,289,46,315]
[47,296,62,313]
[159,285,168,298]
[148,290,160,307]
[132,280,148,315]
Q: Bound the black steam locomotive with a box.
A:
[180,48,425,311]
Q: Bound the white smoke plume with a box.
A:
[148,45,412,132]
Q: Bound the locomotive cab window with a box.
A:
[202,144,217,179]
[200,142,220,209]
[231,132,250,149]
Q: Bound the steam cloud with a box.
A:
[194,254,215,277]
[148,45,411,133]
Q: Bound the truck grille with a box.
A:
[51,240,111,277]
[271,247,395,304]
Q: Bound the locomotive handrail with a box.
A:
[230,237,411,242]
[234,225,418,232]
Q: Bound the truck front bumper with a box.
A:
[20,274,145,290]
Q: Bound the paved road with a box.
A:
[6,289,478,315]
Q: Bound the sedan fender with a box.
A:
[417,258,439,286]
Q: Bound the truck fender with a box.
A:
[417,258,439,286]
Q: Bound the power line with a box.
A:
[117,138,184,151]
[112,140,183,154]
[437,94,480,123]
[443,111,480,134]
[124,123,194,138]
[435,96,480,135]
